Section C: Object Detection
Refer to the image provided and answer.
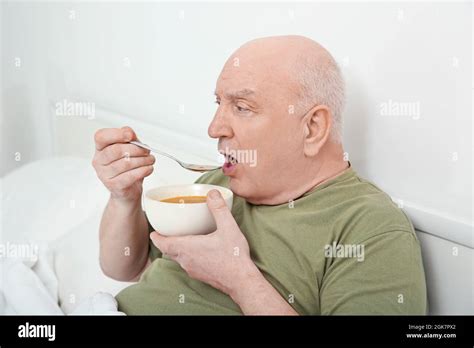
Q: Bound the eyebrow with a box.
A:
[215,88,256,100]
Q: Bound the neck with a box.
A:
[251,143,349,205]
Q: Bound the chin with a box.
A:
[229,178,242,195]
[229,178,261,203]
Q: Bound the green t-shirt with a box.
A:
[115,167,427,315]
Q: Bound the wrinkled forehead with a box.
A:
[215,53,299,103]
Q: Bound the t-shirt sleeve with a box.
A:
[319,230,428,315]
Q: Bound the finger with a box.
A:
[150,232,183,257]
[94,126,137,151]
[97,143,151,165]
[106,165,154,191]
[104,155,156,179]
[206,189,237,230]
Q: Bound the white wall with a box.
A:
[1,2,472,236]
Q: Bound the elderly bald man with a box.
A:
[93,35,427,315]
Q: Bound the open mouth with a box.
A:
[224,152,238,165]
[219,149,238,174]
[219,148,238,165]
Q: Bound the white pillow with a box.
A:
[2,157,110,244]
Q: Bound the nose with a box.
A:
[208,109,233,139]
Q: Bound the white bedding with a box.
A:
[0,157,160,313]
[0,247,124,315]
[0,154,205,314]
[0,157,126,314]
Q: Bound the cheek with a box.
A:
[235,114,300,172]
[253,135,298,170]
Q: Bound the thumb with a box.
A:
[206,189,235,230]
[121,126,137,141]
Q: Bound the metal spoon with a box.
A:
[130,140,222,173]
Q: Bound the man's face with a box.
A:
[209,52,305,204]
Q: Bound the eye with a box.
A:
[214,100,220,105]
[235,104,251,113]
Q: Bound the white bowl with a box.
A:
[144,184,233,236]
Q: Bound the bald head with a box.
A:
[224,35,345,142]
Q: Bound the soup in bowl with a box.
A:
[144,184,234,236]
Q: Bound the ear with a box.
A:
[302,105,332,157]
